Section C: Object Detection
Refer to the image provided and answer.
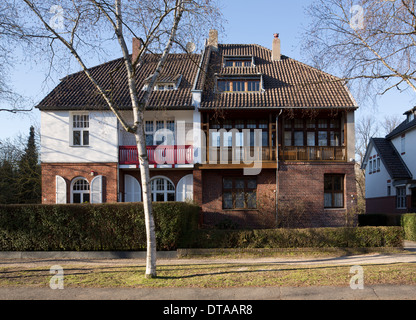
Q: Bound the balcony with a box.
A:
[119,146,193,166]
[279,146,346,162]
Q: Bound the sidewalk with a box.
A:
[0,285,415,300]
[0,242,415,301]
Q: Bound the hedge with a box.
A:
[0,203,200,251]
[181,227,404,249]
[401,214,416,241]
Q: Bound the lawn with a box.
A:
[1,262,416,288]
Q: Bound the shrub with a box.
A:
[182,227,403,249]
[401,214,416,241]
[0,202,200,251]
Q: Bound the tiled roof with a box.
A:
[36,53,201,111]
[200,44,357,109]
[372,138,412,180]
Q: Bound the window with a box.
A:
[71,178,90,204]
[387,185,391,197]
[72,114,89,146]
[401,135,406,154]
[283,118,342,147]
[224,57,253,67]
[145,119,175,146]
[223,177,257,209]
[217,79,261,92]
[324,175,344,208]
[396,187,407,209]
[151,177,175,202]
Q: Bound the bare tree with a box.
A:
[381,114,403,136]
[356,115,380,164]
[16,0,222,278]
[303,0,416,101]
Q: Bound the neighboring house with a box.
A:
[37,31,358,228]
[362,107,416,214]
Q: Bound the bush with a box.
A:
[182,227,404,249]
[0,202,200,251]
[401,214,416,241]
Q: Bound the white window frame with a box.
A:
[70,177,90,204]
[396,186,407,209]
[401,135,406,154]
[71,112,90,147]
[150,176,175,202]
[145,119,175,146]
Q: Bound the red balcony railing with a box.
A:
[119,146,194,165]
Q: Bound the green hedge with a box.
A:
[182,227,404,249]
[0,203,200,251]
[401,214,416,241]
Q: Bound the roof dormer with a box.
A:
[223,55,255,68]
[143,74,183,91]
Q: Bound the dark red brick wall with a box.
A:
[201,169,277,229]
[366,196,411,214]
[278,162,357,228]
[199,162,357,229]
[41,163,118,204]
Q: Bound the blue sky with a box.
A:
[1,0,415,140]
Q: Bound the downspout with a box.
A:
[276,109,282,228]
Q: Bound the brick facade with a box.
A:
[41,163,118,204]
[197,162,357,229]
[366,196,411,214]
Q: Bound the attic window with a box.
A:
[142,74,182,91]
[224,56,254,68]
[217,79,261,92]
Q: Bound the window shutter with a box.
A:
[124,175,142,202]
[90,175,103,204]
[56,176,67,204]
[176,174,193,202]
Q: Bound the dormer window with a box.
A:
[143,74,182,91]
[217,78,261,92]
[224,56,254,68]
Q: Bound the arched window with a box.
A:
[150,176,175,202]
[71,178,90,204]
[176,174,193,202]
[124,174,142,202]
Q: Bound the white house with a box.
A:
[362,107,416,214]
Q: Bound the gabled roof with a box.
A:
[386,117,416,139]
[368,138,412,180]
[199,44,358,110]
[36,53,201,111]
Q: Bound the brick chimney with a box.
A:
[132,38,142,64]
[272,33,281,62]
[208,29,218,51]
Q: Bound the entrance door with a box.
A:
[412,188,416,210]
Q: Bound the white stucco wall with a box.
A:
[118,110,195,146]
[391,126,416,179]
[365,145,393,199]
[41,110,119,163]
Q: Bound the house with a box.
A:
[37,31,358,229]
[362,107,416,214]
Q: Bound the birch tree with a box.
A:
[17,0,222,278]
[303,0,416,100]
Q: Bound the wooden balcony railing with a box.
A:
[119,146,193,165]
[208,146,276,163]
[279,146,346,162]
